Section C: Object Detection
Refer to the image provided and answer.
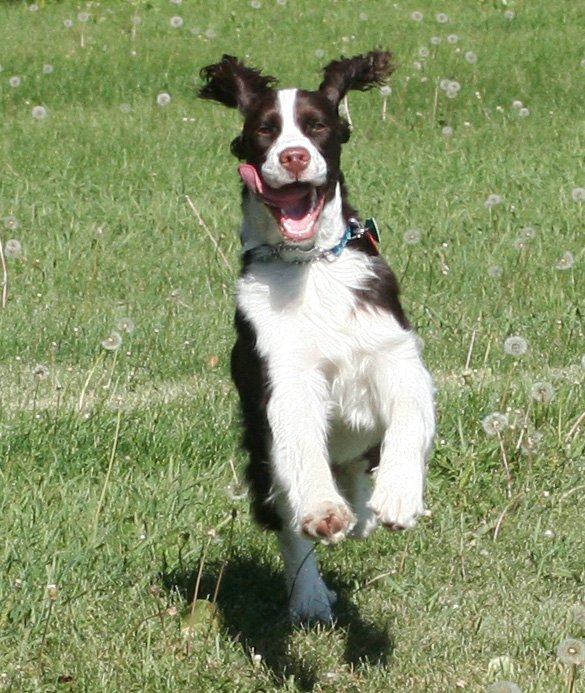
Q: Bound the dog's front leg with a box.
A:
[368,347,435,530]
[267,367,356,544]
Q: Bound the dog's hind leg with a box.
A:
[334,455,379,539]
[278,526,337,623]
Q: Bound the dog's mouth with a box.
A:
[239,164,325,243]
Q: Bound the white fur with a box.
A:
[237,89,435,622]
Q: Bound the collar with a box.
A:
[245,217,381,264]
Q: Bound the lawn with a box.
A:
[0,1,584,691]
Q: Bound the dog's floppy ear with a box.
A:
[199,54,277,114]
[318,50,394,106]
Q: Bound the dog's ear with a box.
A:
[199,54,277,114]
[318,50,394,106]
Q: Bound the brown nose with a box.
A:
[279,147,310,175]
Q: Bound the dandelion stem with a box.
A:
[93,407,123,538]
[38,597,56,665]
[0,239,8,308]
[495,428,513,498]
[78,351,105,412]
[566,410,585,441]
[185,195,232,273]
[464,329,477,372]
[568,663,577,693]
[431,80,440,123]
[186,532,213,656]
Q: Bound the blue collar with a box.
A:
[245,218,380,264]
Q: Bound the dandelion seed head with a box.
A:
[484,193,503,209]
[512,100,523,109]
[482,412,509,436]
[29,3,40,12]
[447,34,459,44]
[9,76,22,88]
[488,265,503,278]
[520,429,543,456]
[504,10,515,20]
[379,85,392,97]
[101,331,123,352]
[571,187,585,202]
[3,216,19,231]
[436,12,449,24]
[4,239,23,259]
[42,64,54,74]
[465,51,478,64]
[530,381,555,405]
[116,317,135,334]
[504,335,528,357]
[513,237,527,251]
[204,28,217,39]
[170,0,183,4]
[77,11,90,23]
[410,11,423,22]
[555,251,574,270]
[32,105,48,120]
[314,49,325,59]
[403,229,422,245]
[359,12,369,21]
[519,226,536,240]
[442,125,454,137]
[32,364,50,380]
[156,92,171,106]
[225,482,247,502]
[63,18,74,28]
[170,15,184,28]
[431,36,441,45]
[518,107,530,117]
[419,46,430,58]
[486,683,522,693]
[557,638,585,666]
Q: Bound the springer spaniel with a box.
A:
[199,51,435,623]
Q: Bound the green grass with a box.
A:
[1,1,584,691]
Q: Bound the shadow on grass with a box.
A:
[162,551,394,690]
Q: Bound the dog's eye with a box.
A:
[309,121,328,133]
[256,123,275,136]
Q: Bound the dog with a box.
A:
[199,51,435,623]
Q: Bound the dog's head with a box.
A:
[199,51,393,248]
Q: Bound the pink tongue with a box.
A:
[238,164,310,208]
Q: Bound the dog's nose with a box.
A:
[279,147,311,175]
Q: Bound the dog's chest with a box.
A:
[237,254,375,360]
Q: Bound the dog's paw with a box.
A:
[300,500,356,545]
[289,582,337,625]
[367,485,425,530]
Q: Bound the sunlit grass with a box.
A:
[0,1,583,691]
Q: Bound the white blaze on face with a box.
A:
[260,88,328,189]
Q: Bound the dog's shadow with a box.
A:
[162,551,394,690]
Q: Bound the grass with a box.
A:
[0,0,584,691]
